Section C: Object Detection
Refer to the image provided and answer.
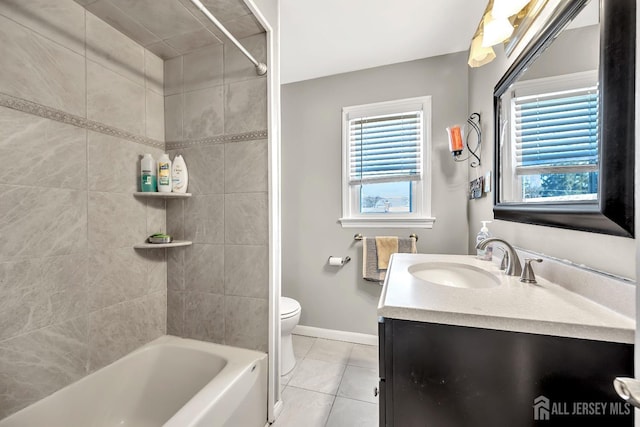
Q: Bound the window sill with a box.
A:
[338,216,436,229]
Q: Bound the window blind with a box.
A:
[513,87,598,175]
[348,112,423,185]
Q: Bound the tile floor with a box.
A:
[273,335,379,427]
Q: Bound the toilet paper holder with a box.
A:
[328,256,351,266]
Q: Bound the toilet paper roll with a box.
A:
[328,256,345,266]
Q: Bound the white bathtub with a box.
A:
[0,335,268,427]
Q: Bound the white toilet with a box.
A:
[280,297,301,375]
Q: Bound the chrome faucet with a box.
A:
[476,238,522,276]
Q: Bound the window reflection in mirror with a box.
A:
[498,1,600,204]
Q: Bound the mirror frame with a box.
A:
[493,0,635,238]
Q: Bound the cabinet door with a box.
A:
[379,317,393,426]
[389,319,633,427]
[378,378,386,427]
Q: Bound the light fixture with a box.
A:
[468,33,496,67]
[481,12,514,47]
[491,0,531,19]
[468,0,533,67]
[446,113,482,166]
[446,125,464,156]
[468,1,495,67]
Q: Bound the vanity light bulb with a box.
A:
[492,0,531,19]
[447,125,464,156]
[481,14,514,47]
[468,34,496,67]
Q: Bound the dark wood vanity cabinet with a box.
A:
[378,318,633,427]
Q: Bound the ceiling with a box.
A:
[280,0,487,84]
[77,0,488,81]
[75,0,264,59]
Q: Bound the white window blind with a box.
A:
[513,87,599,175]
[348,112,423,185]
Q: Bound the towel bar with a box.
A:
[354,233,418,242]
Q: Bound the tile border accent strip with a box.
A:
[0,92,164,149]
[0,92,269,151]
[165,130,269,150]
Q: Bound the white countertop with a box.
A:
[377,254,635,344]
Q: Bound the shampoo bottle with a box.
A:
[157,153,172,193]
[140,154,156,192]
[476,221,493,261]
[171,154,189,193]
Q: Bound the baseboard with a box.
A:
[293,325,378,346]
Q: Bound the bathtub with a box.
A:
[0,335,268,427]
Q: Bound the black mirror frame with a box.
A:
[493,0,635,238]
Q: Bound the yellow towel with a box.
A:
[376,236,398,269]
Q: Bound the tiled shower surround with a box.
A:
[164,32,269,352]
[0,0,268,419]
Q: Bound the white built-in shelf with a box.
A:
[133,240,193,249]
[133,192,192,198]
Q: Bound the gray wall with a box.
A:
[0,1,166,418]
[523,25,599,80]
[281,52,470,336]
[164,33,270,352]
[467,39,635,280]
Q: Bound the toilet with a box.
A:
[280,296,301,375]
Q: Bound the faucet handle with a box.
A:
[520,258,543,284]
[496,248,509,271]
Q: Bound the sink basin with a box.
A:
[408,262,500,289]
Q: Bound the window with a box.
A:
[502,71,599,203]
[339,97,434,228]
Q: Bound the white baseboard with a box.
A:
[293,325,378,346]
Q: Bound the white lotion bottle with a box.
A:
[157,153,172,193]
[171,154,189,193]
[476,220,493,261]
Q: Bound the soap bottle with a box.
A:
[476,221,493,261]
[140,154,156,192]
[157,153,172,193]
[171,154,189,193]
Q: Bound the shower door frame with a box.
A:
[243,0,283,423]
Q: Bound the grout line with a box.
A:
[180,55,184,142]
[222,142,227,247]
[84,7,91,319]
[283,385,337,398]
[324,394,337,427]
[0,9,85,57]
[337,395,379,406]
[85,56,146,92]
[143,50,148,140]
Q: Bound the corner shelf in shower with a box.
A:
[133,191,192,249]
[133,192,192,198]
[133,240,192,249]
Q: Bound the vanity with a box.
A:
[375,0,636,424]
[377,254,634,427]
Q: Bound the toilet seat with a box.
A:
[281,297,301,319]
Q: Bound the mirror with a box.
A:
[493,0,635,237]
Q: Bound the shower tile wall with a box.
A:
[0,1,166,418]
[165,32,269,352]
